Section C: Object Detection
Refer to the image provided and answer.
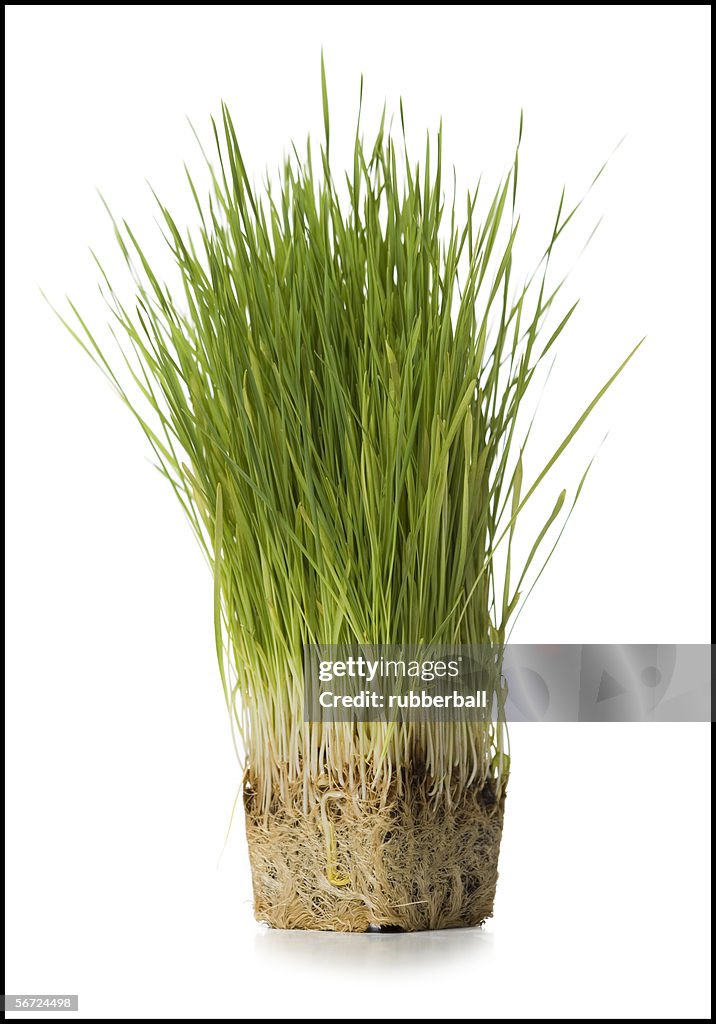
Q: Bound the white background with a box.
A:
[5,5,711,1019]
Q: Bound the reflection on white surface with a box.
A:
[253,924,494,971]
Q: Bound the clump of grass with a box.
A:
[60,65,639,821]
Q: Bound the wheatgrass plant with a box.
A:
[62,67,640,931]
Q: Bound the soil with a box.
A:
[244,767,506,932]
